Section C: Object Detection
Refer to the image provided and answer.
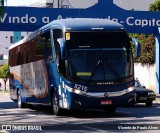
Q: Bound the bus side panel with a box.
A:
[20,60,49,104]
[9,60,50,104]
[9,66,21,102]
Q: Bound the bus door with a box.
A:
[50,29,68,107]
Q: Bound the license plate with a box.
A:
[101,100,112,105]
[139,97,147,100]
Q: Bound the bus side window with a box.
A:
[17,46,21,65]
[43,32,52,56]
[45,37,53,62]
[17,52,21,65]
[26,35,45,63]
[45,38,52,55]
[9,50,14,67]
[35,36,45,55]
[21,44,29,64]
[53,29,66,78]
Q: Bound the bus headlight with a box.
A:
[73,89,84,94]
[72,88,86,95]
[64,84,86,95]
[127,86,134,92]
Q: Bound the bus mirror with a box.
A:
[57,38,67,60]
[131,38,141,57]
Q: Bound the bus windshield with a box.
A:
[68,48,133,82]
[65,31,133,82]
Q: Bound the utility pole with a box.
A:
[58,0,59,8]
[53,0,54,8]
[58,0,62,8]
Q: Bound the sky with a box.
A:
[7,0,40,6]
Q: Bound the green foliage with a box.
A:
[149,0,160,11]
[130,34,155,64]
[0,64,9,90]
[129,0,158,64]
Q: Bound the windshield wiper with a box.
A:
[105,60,122,83]
[86,58,103,84]
[87,48,106,84]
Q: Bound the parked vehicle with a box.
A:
[134,79,156,107]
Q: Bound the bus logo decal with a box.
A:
[104,92,109,97]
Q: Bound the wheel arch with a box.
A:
[50,87,56,103]
[16,87,20,102]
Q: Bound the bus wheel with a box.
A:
[104,106,116,114]
[52,93,62,116]
[17,90,25,108]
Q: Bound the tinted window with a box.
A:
[9,32,51,67]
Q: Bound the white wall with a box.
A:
[134,63,156,91]
[0,32,13,55]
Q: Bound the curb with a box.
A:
[0,91,10,96]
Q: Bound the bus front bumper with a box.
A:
[69,91,135,110]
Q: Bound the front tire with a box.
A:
[51,93,62,116]
[146,101,153,107]
[17,90,25,108]
[104,106,116,114]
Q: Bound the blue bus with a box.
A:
[9,18,140,115]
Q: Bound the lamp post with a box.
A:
[58,0,59,8]
[53,0,54,8]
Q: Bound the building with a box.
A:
[30,0,157,11]
[0,31,29,65]
[30,0,98,8]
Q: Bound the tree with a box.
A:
[130,34,155,64]
[0,64,9,91]
[129,1,159,64]
[149,0,160,11]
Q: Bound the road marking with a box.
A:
[82,126,104,132]
[26,114,37,117]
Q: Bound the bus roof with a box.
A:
[9,18,125,50]
[41,18,125,33]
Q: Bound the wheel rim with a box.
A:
[52,94,59,114]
